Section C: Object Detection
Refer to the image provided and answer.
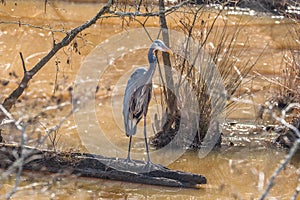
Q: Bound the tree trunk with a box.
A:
[157,0,181,137]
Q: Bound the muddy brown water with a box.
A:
[0,0,299,199]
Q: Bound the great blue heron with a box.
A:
[123,39,172,165]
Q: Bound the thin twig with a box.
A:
[0,21,66,33]
[0,104,26,199]
[108,0,190,17]
[177,6,202,89]
[133,18,154,42]
[1,102,75,193]
[19,52,26,73]
[44,0,47,13]
[0,104,23,131]
[136,0,143,12]
[291,183,300,200]
[5,126,26,200]
[260,139,300,200]
[253,71,298,94]
[260,103,300,199]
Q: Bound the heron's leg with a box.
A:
[143,114,151,163]
[143,115,163,172]
[125,136,132,166]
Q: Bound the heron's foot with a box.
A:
[144,160,163,173]
[124,157,136,169]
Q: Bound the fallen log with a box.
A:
[0,143,206,188]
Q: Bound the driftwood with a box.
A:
[0,143,206,188]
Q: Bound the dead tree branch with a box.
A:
[0,143,207,189]
[0,0,113,124]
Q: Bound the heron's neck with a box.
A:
[146,48,156,82]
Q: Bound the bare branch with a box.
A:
[44,0,48,13]
[0,104,23,131]
[108,0,190,17]
[0,0,113,122]
[0,21,66,33]
[19,52,26,73]
[260,103,300,199]
[260,139,300,200]
[5,128,26,200]
[0,105,26,199]
[1,100,75,199]
[291,185,300,200]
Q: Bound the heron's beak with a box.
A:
[163,47,173,56]
[166,49,173,56]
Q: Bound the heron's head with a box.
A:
[151,39,173,55]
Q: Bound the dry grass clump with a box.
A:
[273,53,300,147]
[151,8,258,150]
[272,50,299,111]
[264,23,300,148]
[266,24,299,117]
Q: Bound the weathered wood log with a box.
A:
[0,143,206,188]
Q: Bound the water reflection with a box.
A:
[0,147,297,199]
